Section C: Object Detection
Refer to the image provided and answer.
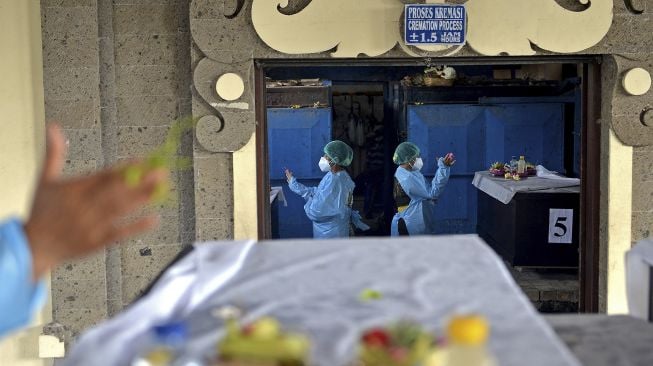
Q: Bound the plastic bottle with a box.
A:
[517,156,526,175]
[509,156,517,173]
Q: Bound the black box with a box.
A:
[477,190,579,268]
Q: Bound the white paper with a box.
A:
[536,165,581,184]
[548,209,574,244]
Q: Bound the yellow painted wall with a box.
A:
[0,0,52,364]
[606,130,633,314]
[233,133,259,240]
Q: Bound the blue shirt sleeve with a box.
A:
[0,218,47,338]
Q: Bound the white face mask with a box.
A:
[412,157,424,171]
[318,157,331,172]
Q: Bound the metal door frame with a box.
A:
[254,56,602,312]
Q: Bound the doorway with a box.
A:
[254,57,601,312]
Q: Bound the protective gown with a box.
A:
[288,171,367,238]
[391,158,450,236]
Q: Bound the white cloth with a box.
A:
[473,171,580,204]
[626,239,653,320]
[63,236,580,366]
[270,186,287,206]
[536,165,581,184]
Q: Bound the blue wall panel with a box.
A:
[407,102,565,234]
[408,105,486,176]
[485,104,564,171]
[271,179,319,239]
[267,108,332,181]
[268,108,332,238]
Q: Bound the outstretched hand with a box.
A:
[443,152,456,167]
[24,125,167,279]
[284,168,294,182]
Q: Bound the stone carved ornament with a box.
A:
[251,0,613,57]
[192,0,652,152]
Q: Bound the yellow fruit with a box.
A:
[446,315,489,346]
[250,317,280,340]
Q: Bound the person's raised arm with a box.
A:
[285,168,316,200]
[25,124,167,279]
[428,156,453,200]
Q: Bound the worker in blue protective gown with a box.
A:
[285,140,369,239]
[391,142,455,236]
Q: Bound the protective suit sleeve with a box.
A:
[398,160,450,201]
[351,211,370,231]
[399,171,432,200]
[0,218,47,338]
[428,158,451,200]
[288,177,317,201]
[304,175,344,222]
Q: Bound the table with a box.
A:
[473,172,580,267]
[270,186,287,239]
[472,171,580,205]
[62,236,580,366]
[546,315,653,366]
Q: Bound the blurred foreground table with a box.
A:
[62,236,579,366]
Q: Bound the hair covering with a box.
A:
[324,140,353,167]
[393,142,420,165]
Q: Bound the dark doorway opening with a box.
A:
[254,57,601,313]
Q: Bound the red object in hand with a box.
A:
[362,329,391,348]
[444,152,456,167]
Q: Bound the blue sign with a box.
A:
[404,4,466,45]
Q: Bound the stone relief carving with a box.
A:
[623,0,645,14]
[603,55,653,147]
[191,0,652,150]
[225,0,246,19]
[192,56,255,152]
[252,0,404,57]
[465,0,613,55]
[249,0,614,57]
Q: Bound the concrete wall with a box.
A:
[40,0,193,337]
[35,0,653,342]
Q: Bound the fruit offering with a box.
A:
[443,315,496,366]
[488,162,505,176]
[525,162,537,176]
[357,322,434,366]
[217,316,310,366]
[446,315,489,346]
